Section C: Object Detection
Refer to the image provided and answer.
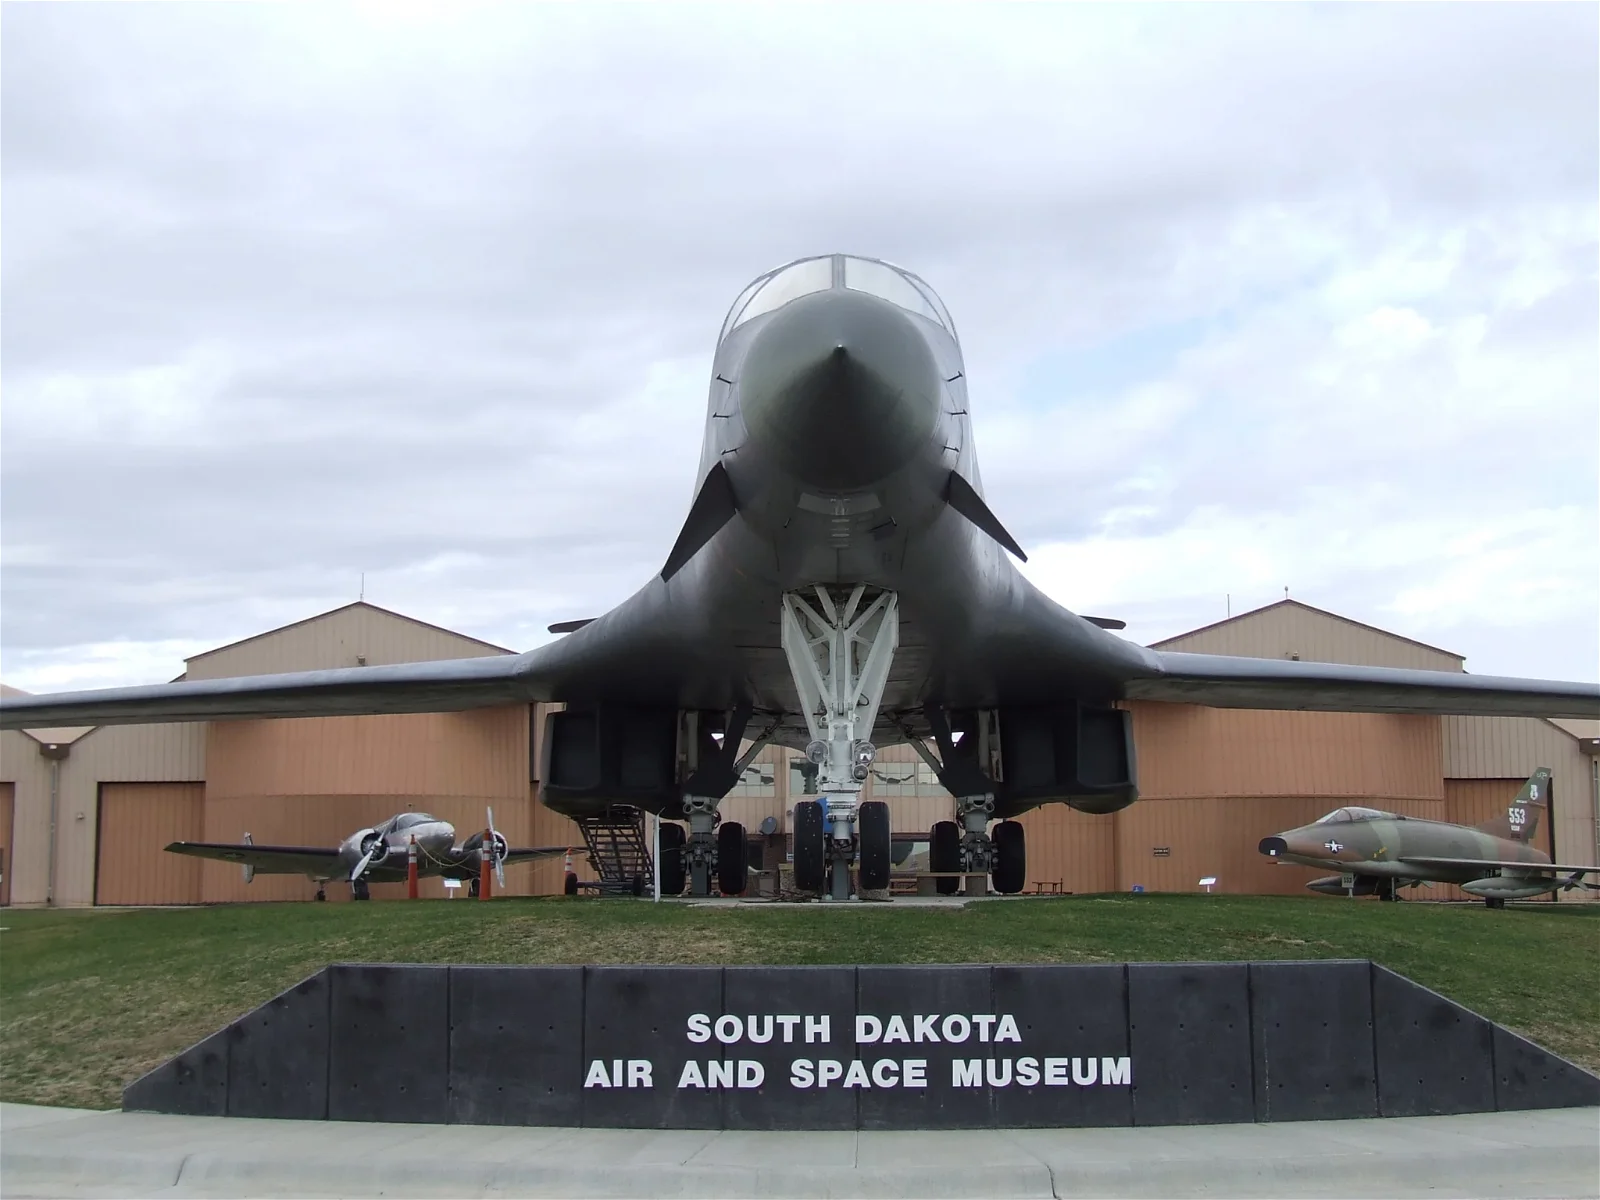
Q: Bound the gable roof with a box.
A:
[185,601,516,663]
[1149,598,1464,661]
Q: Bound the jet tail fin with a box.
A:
[1475,767,1551,844]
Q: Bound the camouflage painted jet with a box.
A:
[166,808,567,901]
[1258,769,1600,907]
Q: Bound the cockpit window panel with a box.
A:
[842,255,944,328]
[717,253,958,345]
[725,257,834,336]
[1313,806,1399,825]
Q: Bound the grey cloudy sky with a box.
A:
[3,2,1597,693]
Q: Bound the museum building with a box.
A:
[2,598,1595,907]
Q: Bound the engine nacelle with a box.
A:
[540,704,681,812]
[956,703,1138,818]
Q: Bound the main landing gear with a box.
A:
[783,585,899,902]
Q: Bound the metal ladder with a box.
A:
[575,805,653,895]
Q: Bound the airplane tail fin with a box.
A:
[1475,767,1551,844]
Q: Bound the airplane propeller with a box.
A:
[486,806,507,890]
[351,829,386,882]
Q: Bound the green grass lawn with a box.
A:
[2,894,1596,1110]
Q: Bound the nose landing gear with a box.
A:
[781,585,899,902]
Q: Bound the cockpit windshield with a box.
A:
[385,812,437,832]
[1312,806,1398,825]
[719,254,956,342]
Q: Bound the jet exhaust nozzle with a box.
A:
[738,288,942,492]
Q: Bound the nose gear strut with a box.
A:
[782,584,899,901]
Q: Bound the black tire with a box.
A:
[858,801,891,891]
[658,822,686,897]
[314,889,327,902]
[717,822,748,896]
[468,876,480,898]
[1485,896,1506,910]
[352,879,371,902]
[631,874,646,897]
[991,820,1025,894]
[563,871,579,896]
[931,820,962,895]
[794,801,826,893]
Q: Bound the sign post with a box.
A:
[653,811,661,902]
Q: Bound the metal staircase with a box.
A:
[575,805,653,895]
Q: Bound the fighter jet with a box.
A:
[165,808,566,901]
[5,254,1598,902]
[1258,769,1600,907]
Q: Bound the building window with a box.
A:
[728,762,776,797]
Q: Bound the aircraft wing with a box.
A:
[1397,857,1600,873]
[0,650,556,730]
[1126,652,1600,719]
[165,841,341,877]
[502,846,573,865]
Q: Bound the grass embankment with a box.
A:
[2,894,1596,1110]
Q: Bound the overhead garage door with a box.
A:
[0,783,13,907]
[96,783,206,906]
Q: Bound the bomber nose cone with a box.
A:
[738,288,942,491]
[1258,836,1288,858]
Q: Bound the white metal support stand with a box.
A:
[653,811,661,902]
[781,584,899,901]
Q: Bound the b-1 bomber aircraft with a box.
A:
[166,808,567,900]
[5,254,1599,903]
[1259,768,1600,906]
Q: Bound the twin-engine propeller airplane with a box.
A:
[4,254,1598,902]
[165,808,567,901]
[1259,769,1600,907]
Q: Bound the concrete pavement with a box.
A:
[2,1102,1595,1198]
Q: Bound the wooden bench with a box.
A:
[1030,880,1065,895]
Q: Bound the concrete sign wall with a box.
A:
[124,961,1599,1129]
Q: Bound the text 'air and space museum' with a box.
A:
[1,598,1595,908]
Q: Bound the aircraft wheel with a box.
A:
[314,888,327,902]
[658,821,686,896]
[992,820,1026,895]
[468,876,480,898]
[563,871,579,896]
[1485,897,1506,910]
[717,821,748,896]
[931,820,962,895]
[352,879,371,902]
[858,801,892,892]
[793,801,826,893]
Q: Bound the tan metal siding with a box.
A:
[1129,703,1444,802]
[95,783,205,905]
[0,783,13,906]
[205,707,528,800]
[0,723,205,907]
[186,603,511,680]
[1014,808,1117,894]
[1154,602,1463,671]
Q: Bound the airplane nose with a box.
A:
[1258,836,1288,857]
[738,288,942,491]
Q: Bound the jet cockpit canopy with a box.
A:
[1312,806,1401,825]
[719,253,956,343]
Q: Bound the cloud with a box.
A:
[2,2,1596,692]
